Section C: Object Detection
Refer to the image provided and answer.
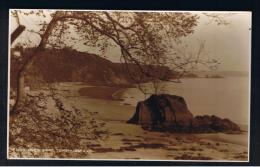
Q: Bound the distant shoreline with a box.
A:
[77,81,248,127]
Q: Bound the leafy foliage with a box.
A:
[9,87,108,158]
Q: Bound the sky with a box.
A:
[10,10,252,72]
[184,12,251,72]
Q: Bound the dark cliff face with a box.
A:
[10,48,174,88]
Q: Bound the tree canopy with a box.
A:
[10,10,221,112]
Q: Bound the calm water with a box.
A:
[121,77,250,125]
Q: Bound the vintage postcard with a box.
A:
[8,9,251,161]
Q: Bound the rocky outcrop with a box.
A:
[127,94,193,131]
[191,115,241,133]
[128,94,242,134]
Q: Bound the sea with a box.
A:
[120,76,250,126]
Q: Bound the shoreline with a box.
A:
[78,86,127,101]
[78,84,248,129]
[9,82,249,160]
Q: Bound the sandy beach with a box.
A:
[37,82,248,161]
[8,9,252,162]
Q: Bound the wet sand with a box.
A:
[9,82,248,161]
[52,82,249,161]
[78,86,124,100]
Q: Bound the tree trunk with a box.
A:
[10,12,62,115]
[10,25,26,115]
[11,71,25,115]
[11,25,25,44]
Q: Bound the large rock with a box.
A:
[191,115,241,133]
[128,94,242,134]
[127,94,193,131]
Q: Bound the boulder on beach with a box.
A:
[127,94,193,130]
[127,94,242,133]
[191,115,241,133]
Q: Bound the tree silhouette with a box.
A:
[10,10,220,114]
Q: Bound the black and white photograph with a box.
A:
[7,9,251,161]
